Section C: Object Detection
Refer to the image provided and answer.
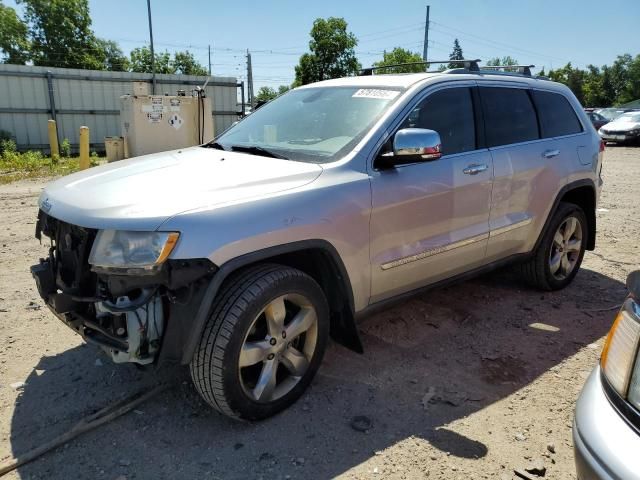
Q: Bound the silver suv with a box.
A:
[31,64,603,420]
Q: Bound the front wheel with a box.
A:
[190,264,329,420]
[519,202,588,291]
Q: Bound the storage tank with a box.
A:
[120,90,214,158]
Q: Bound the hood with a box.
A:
[602,119,640,131]
[39,147,323,231]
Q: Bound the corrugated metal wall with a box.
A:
[0,64,241,152]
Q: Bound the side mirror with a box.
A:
[377,128,442,169]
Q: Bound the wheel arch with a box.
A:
[535,179,597,253]
[180,240,362,364]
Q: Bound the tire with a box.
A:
[519,202,588,291]
[190,264,329,421]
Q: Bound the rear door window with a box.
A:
[401,87,476,156]
[532,90,583,137]
[479,87,539,147]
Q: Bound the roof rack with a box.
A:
[359,59,481,76]
[481,64,535,77]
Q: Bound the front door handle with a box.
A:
[463,163,489,175]
[543,149,560,159]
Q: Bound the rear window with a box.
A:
[532,90,583,137]
[479,87,539,147]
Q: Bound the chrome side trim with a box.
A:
[380,233,488,270]
[489,218,533,238]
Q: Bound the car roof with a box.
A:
[297,71,566,92]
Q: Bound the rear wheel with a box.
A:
[519,202,587,291]
[190,264,329,420]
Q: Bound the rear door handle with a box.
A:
[542,149,560,159]
[463,163,489,175]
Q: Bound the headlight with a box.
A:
[601,300,640,396]
[89,230,179,274]
[601,271,640,407]
[628,129,640,136]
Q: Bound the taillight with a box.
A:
[600,140,605,153]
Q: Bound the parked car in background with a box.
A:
[597,107,638,122]
[586,111,609,130]
[599,112,640,144]
[573,271,640,479]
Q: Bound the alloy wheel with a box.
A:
[549,216,583,280]
[238,293,318,403]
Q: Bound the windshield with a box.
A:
[598,108,624,121]
[214,86,403,163]
[618,113,640,122]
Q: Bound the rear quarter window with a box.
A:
[479,87,539,147]
[532,90,583,137]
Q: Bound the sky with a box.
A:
[5,0,640,92]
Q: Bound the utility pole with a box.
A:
[208,44,212,76]
[422,5,430,70]
[247,50,255,109]
[146,0,156,94]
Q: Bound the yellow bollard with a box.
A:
[79,126,90,170]
[47,120,59,159]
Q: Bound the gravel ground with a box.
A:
[0,146,638,480]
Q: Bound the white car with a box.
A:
[599,112,640,144]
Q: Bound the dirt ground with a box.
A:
[0,146,638,480]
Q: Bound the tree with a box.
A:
[486,56,519,71]
[0,2,30,64]
[255,86,277,102]
[172,50,208,76]
[294,17,360,86]
[372,47,424,73]
[17,0,106,69]
[95,39,129,72]
[548,63,586,105]
[129,46,173,74]
[255,85,290,102]
[448,38,464,69]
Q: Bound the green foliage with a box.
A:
[255,86,278,102]
[1,138,17,155]
[0,2,30,64]
[0,147,106,184]
[130,46,170,74]
[18,0,106,69]
[1,149,44,172]
[60,138,71,157]
[95,39,129,72]
[172,51,208,75]
[548,54,640,107]
[448,38,464,69]
[255,85,289,102]
[129,47,208,76]
[486,56,519,72]
[294,17,360,86]
[372,47,424,74]
[0,129,15,154]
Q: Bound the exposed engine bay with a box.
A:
[31,211,214,365]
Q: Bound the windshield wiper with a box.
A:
[202,141,227,151]
[229,145,288,160]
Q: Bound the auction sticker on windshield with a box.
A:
[352,89,400,100]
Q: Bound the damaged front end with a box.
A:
[31,211,216,365]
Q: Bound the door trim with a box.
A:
[489,217,533,238]
[380,232,489,270]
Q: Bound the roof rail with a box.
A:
[481,64,535,77]
[360,59,481,76]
